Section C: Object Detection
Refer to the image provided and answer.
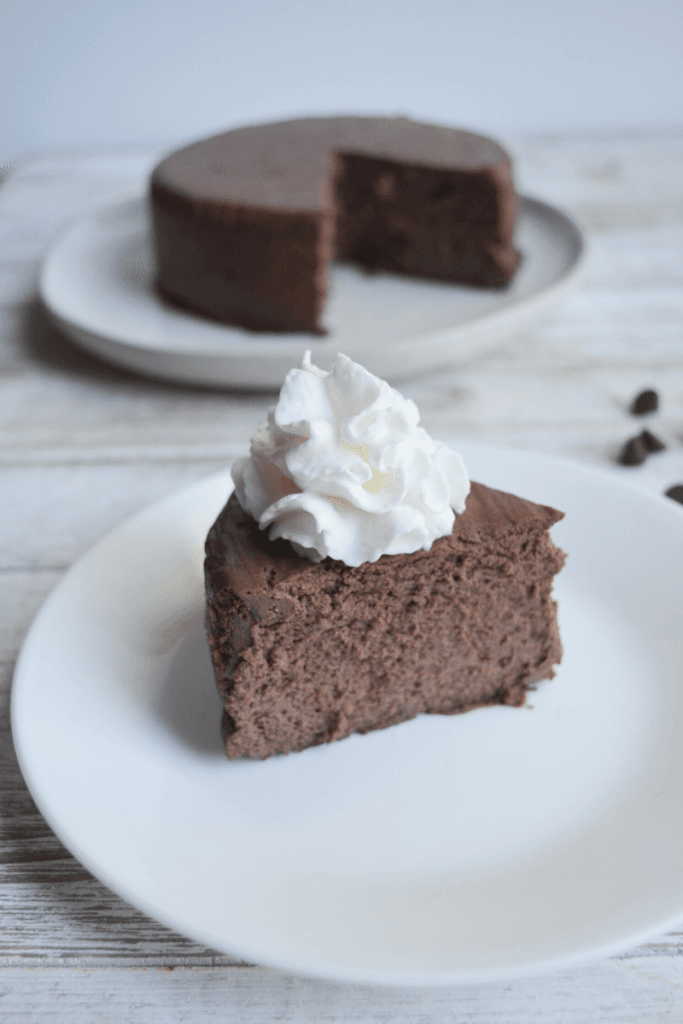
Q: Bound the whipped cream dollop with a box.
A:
[231,352,470,567]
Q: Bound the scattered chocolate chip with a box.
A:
[618,428,666,466]
[665,485,683,505]
[619,434,648,466]
[630,389,659,415]
[640,428,666,453]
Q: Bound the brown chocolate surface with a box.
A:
[204,482,565,760]
[151,116,520,333]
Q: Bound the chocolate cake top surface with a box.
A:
[205,481,564,601]
[152,116,512,214]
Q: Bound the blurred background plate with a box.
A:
[40,195,584,390]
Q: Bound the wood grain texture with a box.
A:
[2,132,683,1019]
[3,959,683,1023]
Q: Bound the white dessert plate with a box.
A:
[40,197,584,389]
[12,443,683,986]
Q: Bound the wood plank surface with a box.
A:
[2,132,683,1019]
[2,957,683,1024]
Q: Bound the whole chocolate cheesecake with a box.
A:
[151,116,520,334]
[203,352,564,760]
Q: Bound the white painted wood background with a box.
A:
[2,132,683,1021]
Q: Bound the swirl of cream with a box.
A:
[231,352,470,567]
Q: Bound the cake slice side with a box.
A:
[205,482,565,760]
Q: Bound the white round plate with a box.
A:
[40,198,584,389]
[12,444,683,986]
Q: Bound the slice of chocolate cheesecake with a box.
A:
[204,482,565,760]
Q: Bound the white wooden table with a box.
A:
[2,132,683,1021]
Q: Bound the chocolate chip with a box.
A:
[374,172,396,201]
[665,485,683,505]
[351,238,384,271]
[619,435,648,466]
[431,182,456,200]
[630,389,659,415]
[641,429,666,453]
